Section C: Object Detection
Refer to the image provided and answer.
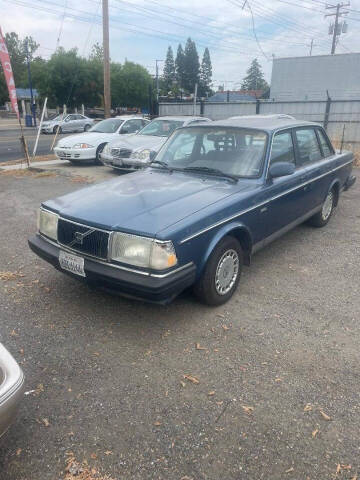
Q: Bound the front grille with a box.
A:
[58,218,109,259]
[111,147,132,158]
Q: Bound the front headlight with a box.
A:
[38,209,58,241]
[130,149,151,162]
[73,143,94,149]
[110,232,177,270]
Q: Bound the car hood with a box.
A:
[43,170,255,237]
[109,134,167,152]
[42,120,59,127]
[56,132,118,148]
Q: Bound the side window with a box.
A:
[123,120,141,133]
[141,120,149,127]
[317,129,333,157]
[295,128,322,166]
[270,131,295,165]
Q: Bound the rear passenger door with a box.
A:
[261,129,309,238]
[293,127,333,210]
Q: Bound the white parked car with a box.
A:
[53,116,150,164]
[100,116,212,171]
[41,114,95,134]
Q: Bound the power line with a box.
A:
[55,0,67,50]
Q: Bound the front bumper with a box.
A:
[28,234,196,304]
[0,344,25,440]
[100,152,149,171]
[54,146,97,161]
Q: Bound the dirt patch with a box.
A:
[0,154,57,166]
[70,175,95,184]
[65,455,115,480]
[0,271,24,281]
[0,169,57,179]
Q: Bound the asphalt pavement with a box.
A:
[0,117,60,163]
[0,165,359,480]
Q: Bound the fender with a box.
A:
[198,221,253,275]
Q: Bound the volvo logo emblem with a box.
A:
[69,229,95,247]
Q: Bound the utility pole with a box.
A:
[325,3,349,55]
[309,39,315,56]
[102,0,111,118]
[25,39,36,127]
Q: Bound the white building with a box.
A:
[270,53,360,101]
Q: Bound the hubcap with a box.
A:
[215,249,239,295]
[322,190,333,221]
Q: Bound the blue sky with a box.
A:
[1,0,359,89]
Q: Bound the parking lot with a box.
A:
[0,161,358,480]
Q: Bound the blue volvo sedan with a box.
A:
[28,116,356,305]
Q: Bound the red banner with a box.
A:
[0,27,19,119]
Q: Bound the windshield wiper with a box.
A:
[150,160,171,170]
[182,166,238,182]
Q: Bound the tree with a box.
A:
[162,46,175,93]
[111,61,152,108]
[241,58,269,91]
[199,47,212,97]
[175,44,185,90]
[182,38,200,93]
[0,32,39,104]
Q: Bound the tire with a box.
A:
[53,125,62,134]
[84,124,91,132]
[308,188,335,228]
[193,236,243,306]
[94,144,106,165]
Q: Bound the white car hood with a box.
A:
[108,134,167,152]
[56,132,119,148]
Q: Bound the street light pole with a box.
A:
[102,0,111,118]
[25,39,36,127]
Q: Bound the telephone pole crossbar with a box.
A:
[325,2,350,55]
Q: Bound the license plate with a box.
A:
[59,251,85,277]
[113,158,123,166]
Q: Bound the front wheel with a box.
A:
[193,236,243,306]
[308,188,335,228]
[94,144,105,165]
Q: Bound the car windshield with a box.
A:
[139,119,184,137]
[89,118,124,133]
[154,127,268,178]
[49,114,62,122]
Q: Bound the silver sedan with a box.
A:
[41,114,94,134]
[0,344,25,440]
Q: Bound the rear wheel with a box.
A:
[308,188,335,228]
[84,124,91,132]
[193,236,243,306]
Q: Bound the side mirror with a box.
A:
[269,162,295,178]
[149,150,157,161]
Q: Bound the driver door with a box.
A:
[63,115,77,132]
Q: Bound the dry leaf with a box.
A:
[341,465,352,470]
[153,421,162,426]
[242,405,254,415]
[93,352,100,357]
[180,381,186,388]
[216,401,223,406]
[336,464,341,475]
[104,451,113,456]
[285,467,294,473]
[195,343,206,350]
[222,325,230,331]
[16,448,22,456]
[319,410,331,421]
[183,374,200,384]
[351,475,357,480]
[312,429,319,438]
[208,391,216,396]
[304,403,312,412]
[275,377,282,382]
[90,452,97,459]
[35,383,44,396]
[10,329,18,337]
[41,418,50,427]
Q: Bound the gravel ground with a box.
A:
[0,167,359,480]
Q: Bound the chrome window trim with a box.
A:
[179,159,353,244]
[39,233,192,278]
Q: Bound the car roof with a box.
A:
[155,116,211,122]
[114,115,147,120]
[182,115,320,132]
